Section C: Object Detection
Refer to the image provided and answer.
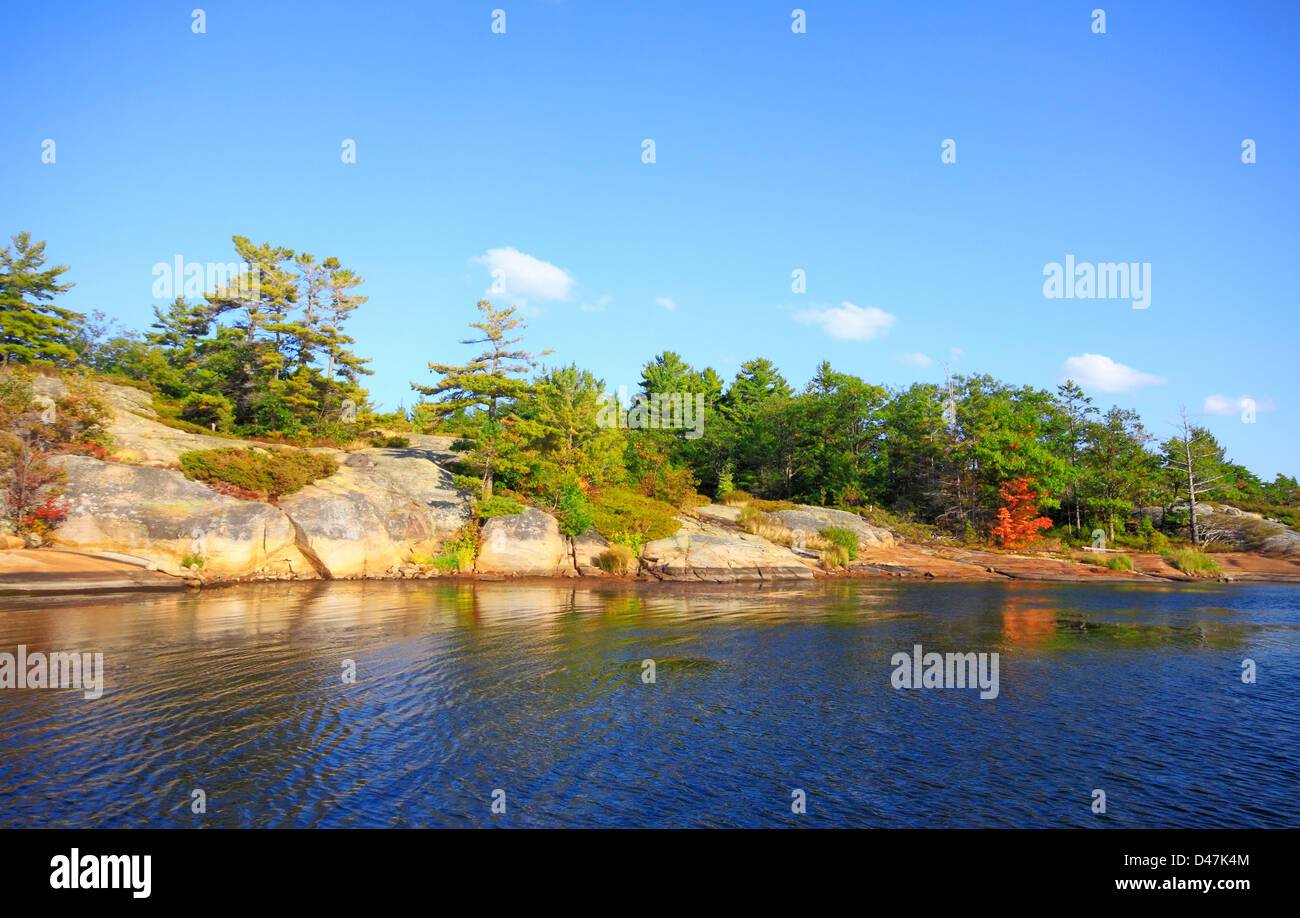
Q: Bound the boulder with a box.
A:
[276,448,472,578]
[51,455,312,578]
[476,509,574,576]
[640,518,815,582]
[1261,531,1300,556]
[771,505,895,549]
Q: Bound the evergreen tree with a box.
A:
[0,232,79,366]
[412,300,549,497]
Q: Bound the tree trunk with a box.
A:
[1183,435,1200,547]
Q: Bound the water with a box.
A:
[0,579,1296,828]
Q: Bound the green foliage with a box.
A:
[1083,553,1133,571]
[475,495,523,519]
[819,526,860,561]
[588,487,681,551]
[555,483,593,537]
[0,232,80,365]
[429,522,480,572]
[451,474,482,496]
[179,391,234,431]
[715,464,735,498]
[178,447,338,497]
[1161,548,1222,577]
[595,543,635,575]
[181,553,205,569]
[821,543,851,569]
[368,435,410,448]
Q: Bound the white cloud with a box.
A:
[470,247,574,304]
[1058,353,1167,393]
[1203,394,1274,415]
[896,352,934,368]
[794,301,895,341]
[580,294,612,313]
[655,296,677,311]
[949,347,964,363]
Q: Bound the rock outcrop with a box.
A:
[475,508,574,576]
[771,505,896,549]
[52,455,311,578]
[640,518,815,582]
[28,379,907,583]
[276,446,471,578]
[33,376,266,466]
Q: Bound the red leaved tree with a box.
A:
[991,477,1053,549]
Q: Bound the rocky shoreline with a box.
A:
[6,376,1299,595]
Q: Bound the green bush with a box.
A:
[178,448,338,498]
[821,543,851,570]
[555,484,593,537]
[595,544,635,575]
[430,522,480,572]
[179,392,234,431]
[1161,548,1222,577]
[476,495,523,519]
[451,474,481,495]
[368,435,410,449]
[819,526,860,561]
[589,487,681,552]
[1083,553,1133,571]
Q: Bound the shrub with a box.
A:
[1082,553,1133,571]
[555,484,593,537]
[715,465,735,498]
[820,543,851,570]
[475,495,523,519]
[451,474,481,495]
[178,448,338,498]
[181,553,205,569]
[368,435,410,449]
[588,487,681,552]
[179,392,234,431]
[1162,548,1221,577]
[595,543,635,575]
[719,489,751,506]
[431,522,480,572]
[819,526,860,561]
[752,498,796,512]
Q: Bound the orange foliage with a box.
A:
[991,477,1053,550]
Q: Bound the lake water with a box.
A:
[1,579,1296,828]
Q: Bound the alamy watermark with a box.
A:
[596,387,705,439]
[1043,255,1150,309]
[890,643,999,699]
[151,256,259,300]
[0,645,104,699]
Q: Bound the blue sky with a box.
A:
[3,1,1297,478]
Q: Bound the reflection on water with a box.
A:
[0,580,1296,827]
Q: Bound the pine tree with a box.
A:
[0,232,79,366]
[412,300,549,497]
[1161,408,1231,547]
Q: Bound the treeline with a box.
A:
[410,302,1298,548]
[2,232,373,435]
[3,232,1297,550]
